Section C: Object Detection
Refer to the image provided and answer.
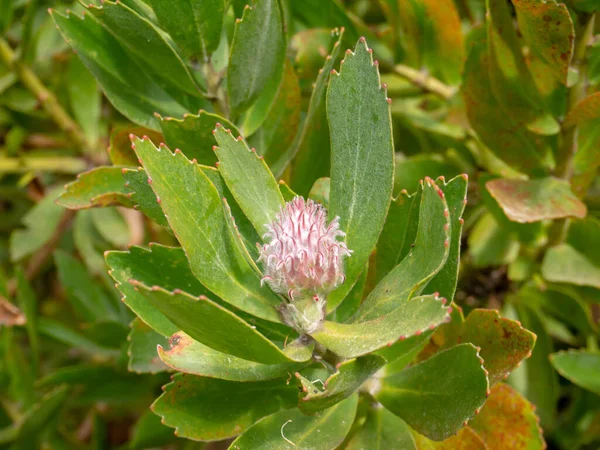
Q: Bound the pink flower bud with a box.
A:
[258,197,351,301]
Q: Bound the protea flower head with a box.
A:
[258,196,351,301]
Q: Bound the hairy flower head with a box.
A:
[258,196,351,301]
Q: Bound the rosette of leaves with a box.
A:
[55,35,539,448]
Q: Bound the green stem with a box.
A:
[391,64,456,101]
[0,38,90,153]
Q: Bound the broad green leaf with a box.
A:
[55,250,118,322]
[213,126,285,233]
[567,217,600,267]
[67,56,101,146]
[311,295,449,358]
[346,407,417,450]
[470,383,545,450]
[378,332,432,375]
[130,410,179,450]
[146,0,224,60]
[354,179,450,321]
[152,374,298,441]
[376,344,489,441]
[328,263,367,323]
[133,283,300,364]
[393,156,461,196]
[159,331,305,381]
[541,244,600,289]
[462,28,553,174]
[228,394,358,450]
[57,166,132,210]
[308,177,330,209]
[123,168,170,229]
[423,175,468,300]
[227,0,286,117]
[468,213,519,268]
[15,268,39,375]
[487,0,559,135]
[299,355,385,414]
[397,0,464,85]
[248,60,301,170]
[511,0,574,84]
[128,318,168,373]
[462,309,536,385]
[87,1,204,97]
[287,28,344,189]
[157,111,240,166]
[51,11,191,129]
[91,207,130,248]
[412,426,486,450]
[550,350,600,395]
[327,38,394,311]
[10,188,63,261]
[132,137,281,322]
[563,92,600,175]
[486,177,586,223]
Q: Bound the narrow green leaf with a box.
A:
[563,92,600,175]
[229,394,358,450]
[159,331,305,381]
[152,374,298,441]
[299,355,386,414]
[128,318,168,373]
[15,268,39,375]
[57,166,132,210]
[346,407,417,450]
[213,125,285,234]
[470,383,545,450]
[327,37,394,311]
[468,213,520,268]
[541,244,600,288]
[511,0,574,84]
[132,136,281,322]
[550,350,600,395]
[354,179,450,321]
[311,294,449,358]
[157,111,239,166]
[486,177,586,223]
[67,56,101,145]
[133,283,299,364]
[146,0,224,60]
[376,344,489,441]
[227,0,286,116]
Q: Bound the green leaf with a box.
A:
[133,283,300,364]
[308,177,331,210]
[51,10,192,129]
[511,0,574,84]
[158,331,304,381]
[354,179,450,321]
[486,0,559,135]
[393,156,461,196]
[87,1,204,97]
[311,294,450,358]
[564,92,600,175]
[132,136,281,322]
[157,111,240,166]
[461,309,536,385]
[412,426,487,449]
[486,177,586,223]
[423,175,468,300]
[57,166,132,210]
[10,188,63,261]
[327,38,394,311]
[152,374,298,441]
[227,0,286,117]
[376,344,489,441]
[146,0,224,60]
[213,125,285,233]
[67,56,101,145]
[128,318,169,373]
[468,213,519,268]
[541,244,600,289]
[550,350,600,395]
[462,28,553,174]
[299,355,386,414]
[130,409,179,450]
[229,394,358,450]
[108,125,162,166]
[346,407,417,450]
[15,268,39,375]
[286,28,344,188]
[470,383,545,450]
[91,207,130,248]
[122,168,170,229]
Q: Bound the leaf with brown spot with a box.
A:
[486,177,587,223]
[470,383,545,450]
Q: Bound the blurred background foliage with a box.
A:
[0,0,599,448]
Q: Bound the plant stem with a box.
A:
[0,38,90,153]
[548,13,595,247]
[391,64,456,101]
